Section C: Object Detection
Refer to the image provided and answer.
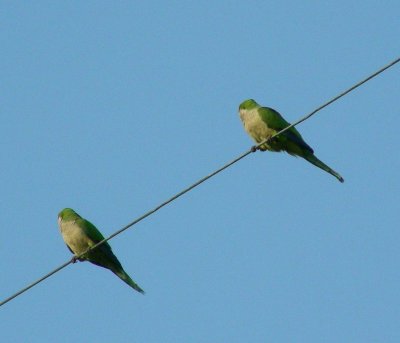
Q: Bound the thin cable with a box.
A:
[0,260,73,307]
[1,56,399,308]
[265,57,400,141]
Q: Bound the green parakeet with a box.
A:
[238,99,344,183]
[58,208,144,294]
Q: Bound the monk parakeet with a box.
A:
[238,99,344,182]
[58,208,144,294]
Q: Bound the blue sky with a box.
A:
[1,1,400,342]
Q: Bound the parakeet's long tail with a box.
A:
[113,269,145,294]
[303,154,344,183]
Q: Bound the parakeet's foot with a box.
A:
[250,145,258,152]
[268,137,278,144]
[71,256,79,263]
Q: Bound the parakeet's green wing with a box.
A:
[76,218,145,294]
[75,217,126,272]
[258,107,313,153]
[75,217,116,263]
[77,218,107,245]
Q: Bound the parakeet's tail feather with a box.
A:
[303,154,344,183]
[113,269,145,294]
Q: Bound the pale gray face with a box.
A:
[239,108,244,121]
[239,107,254,123]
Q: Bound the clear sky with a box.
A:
[1,1,400,342]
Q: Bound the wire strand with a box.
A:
[267,57,400,139]
[1,56,399,308]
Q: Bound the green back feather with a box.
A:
[257,107,314,154]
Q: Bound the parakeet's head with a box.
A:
[239,99,259,111]
[58,208,80,223]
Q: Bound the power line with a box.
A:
[268,57,400,138]
[1,56,399,308]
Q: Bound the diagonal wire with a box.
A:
[1,56,399,308]
[267,57,400,139]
